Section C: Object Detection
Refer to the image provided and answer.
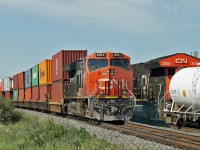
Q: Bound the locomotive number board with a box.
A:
[96,53,106,57]
[113,53,122,57]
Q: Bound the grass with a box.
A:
[0,111,140,150]
[0,98,142,150]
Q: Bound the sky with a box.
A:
[0,0,200,79]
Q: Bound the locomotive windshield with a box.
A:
[88,59,108,71]
[110,59,130,70]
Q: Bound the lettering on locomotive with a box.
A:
[175,58,188,64]
[96,53,106,57]
[113,53,122,57]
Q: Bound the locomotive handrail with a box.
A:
[89,82,99,98]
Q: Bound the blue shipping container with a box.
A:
[25,69,32,88]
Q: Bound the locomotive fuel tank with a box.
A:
[169,67,200,109]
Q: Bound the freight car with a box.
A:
[10,50,135,123]
[164,67,200,127]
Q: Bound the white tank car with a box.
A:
[169,67,200,109]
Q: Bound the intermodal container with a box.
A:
[51,81,64,102]
[13,74,18,90]
[5,91,12,99]
[25,87,32,101]
[19,89,25,101]
[39,84,51,101]
[18,72,25,89]
[25,69,32,88]
[0,81,2,91]
[39,59,52,85]
[32,65,39,86]
[32,86,39,101]
[52,50,87,81]
[13,90,19,101]
[2,77,12,91]
[0,91,2,98]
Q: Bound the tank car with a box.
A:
[164,66,200,127]
[63,52,135,122]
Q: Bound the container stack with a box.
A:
[25,68,32,100]
[51,50,87,102]
[31,65,39,101]
[0,81,2,97]
[2,77,13,99]
[18,72,25,101]
[13,74,19,101]
[39,59,52,101]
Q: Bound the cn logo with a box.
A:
[175,58,188,64]
[40,69,45,78]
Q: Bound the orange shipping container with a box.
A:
[25,87,32,101]
[19,89,25,101]
[39,59,52,85]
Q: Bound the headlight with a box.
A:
[99,91,104,95]
[123,91,127,95]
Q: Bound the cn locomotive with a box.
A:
[64,52,135,121]
[2,51,135,123]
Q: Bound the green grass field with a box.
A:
[0,98,138,150]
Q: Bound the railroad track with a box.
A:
[100,122,200,150]
[170,125,200,134]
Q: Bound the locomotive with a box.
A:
[63,52,135,121]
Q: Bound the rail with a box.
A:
[100,122,200,150]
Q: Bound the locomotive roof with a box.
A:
[144,53,200,69]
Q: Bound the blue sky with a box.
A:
[0,0,200,79]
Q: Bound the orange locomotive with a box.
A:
[64,52,135,122]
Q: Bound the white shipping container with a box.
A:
[2,77,13,91]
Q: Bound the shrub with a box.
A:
[0,98,13,123]
[0,98,22,124]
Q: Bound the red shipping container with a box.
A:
[32,86,39,101]
[19,89,25,101]
[13,74,19,90]
[39,84,51,102]
[0,81,2,91]
[0,91,2,97]
[5,91,12,99]
[52,50,87,81]
[18,72,25,89]
[25,87,32,101]
[52,80,63,102]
